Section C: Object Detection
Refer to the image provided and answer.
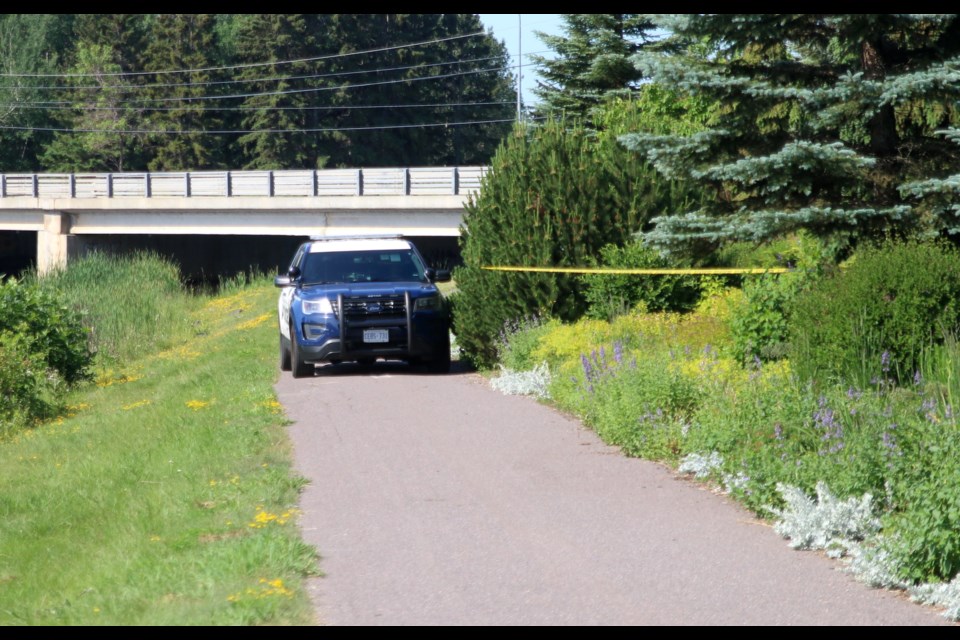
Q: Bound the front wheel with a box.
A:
[425,332,451,374]
[290,324,314,378]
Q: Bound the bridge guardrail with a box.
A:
[0,166,488,199]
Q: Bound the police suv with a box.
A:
[274,235,452,377]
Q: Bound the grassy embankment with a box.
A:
[0,253,318,625]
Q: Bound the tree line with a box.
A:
[0,14,516,173]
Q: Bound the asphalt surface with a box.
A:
[276,359,952,626]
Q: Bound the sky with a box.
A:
[477,14,564,108]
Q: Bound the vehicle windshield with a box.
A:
[300,249,427,285]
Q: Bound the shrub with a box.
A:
[0,332,61,434]
[452,119,700,368]
[729,269,819,363]
[789,238,960,386]
[0,277,92,384]
[726,231,828,364]
[580,239,701,321]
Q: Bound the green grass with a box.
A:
[0,260,318,625]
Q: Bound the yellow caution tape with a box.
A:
[481,266,790,275]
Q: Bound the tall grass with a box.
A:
[29,251,197,367]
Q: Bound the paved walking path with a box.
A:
[276,362,951,625]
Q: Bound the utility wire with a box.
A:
[4,63,522,106]
[0,100,516,113]
[0,117,518,135]
[0,31,488,78]
[10,51,553,92]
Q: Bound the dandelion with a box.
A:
[186,400,210,410]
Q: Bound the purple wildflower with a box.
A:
[914,370,923,386]
[881,350,891,374]
[613,341,623,365]
[815,395,844,454]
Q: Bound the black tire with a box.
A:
[290,323,314,378]
[426,332,451,374]
[279,330,292,372]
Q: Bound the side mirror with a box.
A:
[275,266,300,288]
[433,269,451,283]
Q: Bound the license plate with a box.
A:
[363,329,389,343]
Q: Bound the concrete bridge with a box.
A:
[0,167,486,275]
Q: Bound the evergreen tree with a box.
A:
[71,14,147,72]
[41,42,146,172]
[323,13,514,167]
[0,15,72,170]
[140,14,224,171]
[531,14,656,123]
[230,14,336,170]
[620,14,960,257]
[453,118,698,367]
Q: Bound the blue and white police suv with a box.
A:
[274,236,451,377]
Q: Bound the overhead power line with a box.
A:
[0,100,516,113]
[12,52,546,92]
[5,63,523,107]
[0,31,488,79]
[0,117,518,136]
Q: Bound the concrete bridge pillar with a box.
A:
[37,211,84,275]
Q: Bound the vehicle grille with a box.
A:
[334,294,406,318]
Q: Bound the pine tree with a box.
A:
[620,14,960,257]
[0,15,73,171]
[231,14,335,170]
[321,14,514,167]
[140,14,223,171]
[531,14,656,123]
[452,118,697,367]
[41,42,146,172]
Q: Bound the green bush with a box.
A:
[453,119,700,368]
[580,239,701,321]
[789,238,960,386]
[0,332,61,435]
[727,233,827,364]
[0,277,92,384]
[729,270,819,363]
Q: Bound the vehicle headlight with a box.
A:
[302,297,334,315]
[414,295,442,311]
